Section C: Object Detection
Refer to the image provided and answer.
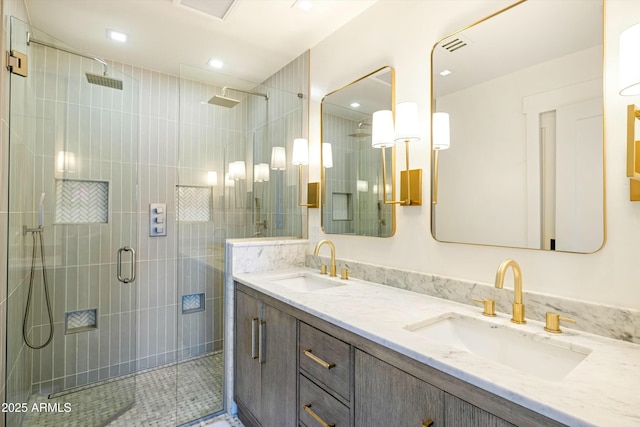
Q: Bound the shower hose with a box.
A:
[23,228,54,349]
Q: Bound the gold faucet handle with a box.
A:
[544,312,576,333]
[472,298,496,317]
[340,268,349,280]
[319,264,327,275]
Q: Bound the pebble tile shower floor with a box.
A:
[23,352,243,426]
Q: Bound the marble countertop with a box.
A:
[234,267,640,427]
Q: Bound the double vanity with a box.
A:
[230,245,640,427]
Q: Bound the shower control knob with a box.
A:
[149,203,167,237]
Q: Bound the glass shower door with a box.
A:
[5,17,138,426]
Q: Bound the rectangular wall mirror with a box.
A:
[321,66,396,237]
[431,0,605,253]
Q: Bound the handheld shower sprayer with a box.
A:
[38,192,45,227]
[22,192,54,349]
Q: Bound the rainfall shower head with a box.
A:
[27,33,123,90]
[348,121,372,137]
[208,86,269,108]
[86,72,123,90]
[208,94,241,108]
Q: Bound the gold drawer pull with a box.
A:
[422,419,434,427]
[304,403,335,427]
[304,349,336,369]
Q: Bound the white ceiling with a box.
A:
[432,0,603,97]
[23,0,378,89]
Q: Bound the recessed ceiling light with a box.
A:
[208,58,224,69]
[106,29,127,43]
[350,102,360,108]
[293,0,313,11]
[440,69,452,76]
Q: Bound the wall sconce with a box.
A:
[229,161,246,180]
[56,151,77,173]
[371,102,422,206]
[620,23,640,96]
[322,143,333,168]
[292,138,319,208]
[254,163,270,182]
[357,180,369,192]
[432,112,450,205]
[207,171,218,186]
[270,146,286,170]
[394,101,422,205]
[620,23,640,201]
[224,172,235,187]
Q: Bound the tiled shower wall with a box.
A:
[322,113,392,237]
[175,52,309,360]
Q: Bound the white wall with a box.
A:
[309,0,640,310]
[435,46,602,248]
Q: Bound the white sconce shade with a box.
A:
[57,151,76,173]
[371,110,395,148]
[270,147,286,170]
[224,172,235,187]
[292,138,309,165]
[254,163,270,182]
[322,142,333,168]
[229,161,246,180]
[394,102,420,143]
[620,23,640,96]
[357,180,369,192]
[433,112,451,150]
[207,171,218,186]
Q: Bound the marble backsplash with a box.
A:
[307,255,640,344]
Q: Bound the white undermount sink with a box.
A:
[405,313,592,381]
[270,273,346,292]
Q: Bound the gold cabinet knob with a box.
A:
[472,298,496,317]
[544,312,576,333]
[422,419,434,427]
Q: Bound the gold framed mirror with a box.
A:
[321,66,396,237]
[430,0,605,253]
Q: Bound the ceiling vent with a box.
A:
[440,35,471,53]
[173,0,238,21]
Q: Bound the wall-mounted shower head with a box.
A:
[86,72,123,90]
[208,86,269,108]
[28,33,123,90]
[348,121,372,137]
[208,94,241,108]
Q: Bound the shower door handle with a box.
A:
[117,246,136,283]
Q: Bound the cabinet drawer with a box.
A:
[299,322,351,401]
[300,375,349,427]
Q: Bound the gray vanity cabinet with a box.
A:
[234,283,565,427]
[444,395,516,427]
[235,289,297,427]
[354,350,517,427]
[355,349,444,426]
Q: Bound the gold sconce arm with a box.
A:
[292,138,319,208]
[627,104,640,201]
[432,149,441,205]
[297,164,319,208]
[380,145,421,206]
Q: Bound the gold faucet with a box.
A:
[494,259,526,324]
[313,240,337,277]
